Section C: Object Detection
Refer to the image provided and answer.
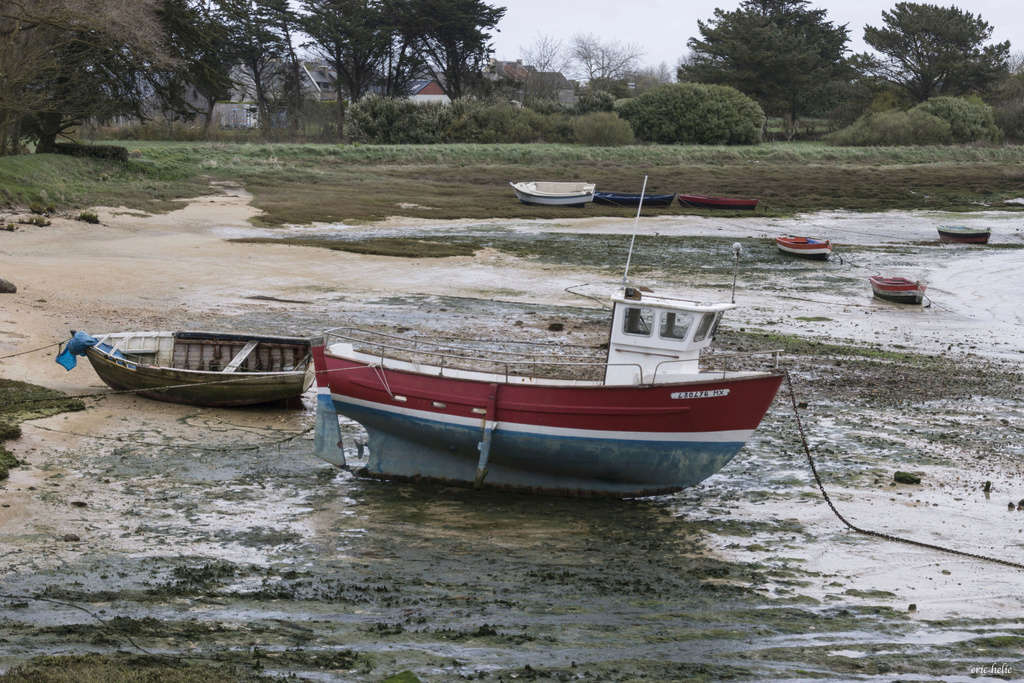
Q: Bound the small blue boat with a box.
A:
[593,191,676,207]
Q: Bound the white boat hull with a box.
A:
[511,181,595,207]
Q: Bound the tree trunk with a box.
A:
[34,112,62,153]
[203,97,216,137]
[335,89,345,143]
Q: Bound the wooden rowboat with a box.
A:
[85,331,313,406]
[775,235,832,260]
[868,276,926,305]
[937,225,991,244]
[510,181,596,207]
[678,193,758,210]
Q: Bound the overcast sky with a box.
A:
[490,0,1022,77]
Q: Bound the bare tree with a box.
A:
[520,33,568,74]
[569,33,643,82]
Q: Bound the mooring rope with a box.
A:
[0,341,61,360]
[784,370,1024,571]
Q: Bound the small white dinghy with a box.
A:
[510,181,596,207]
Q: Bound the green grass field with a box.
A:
[3,141,1024,225]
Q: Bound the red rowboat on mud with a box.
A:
[775,235,832,260]
[313,287,783,497]
[677,194,759,211]
[869,276,926,305]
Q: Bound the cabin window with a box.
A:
[659,311,693,340]
[623,306,653,336]
[693,312,720,342]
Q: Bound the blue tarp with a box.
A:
[56,331,98,371]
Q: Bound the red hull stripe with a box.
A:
[314,347,783,435]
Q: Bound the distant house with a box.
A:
[408,79,450,104]
[301,62,338,102]
[487,59,577,107]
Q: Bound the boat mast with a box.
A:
[621,175,648,285]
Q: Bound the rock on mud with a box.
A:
[0,277,15,293]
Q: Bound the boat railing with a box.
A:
[651,348,783,383]
[323,327,624,382]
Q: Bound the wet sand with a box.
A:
[1,189,1023,680]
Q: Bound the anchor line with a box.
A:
[784,370,1024,572]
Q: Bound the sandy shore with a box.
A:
[1,187,1022,679]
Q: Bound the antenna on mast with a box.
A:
[621,175,648,285]
[730,242,742,303]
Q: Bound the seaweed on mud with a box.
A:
[0,653,277,682]
[0,379,85,479]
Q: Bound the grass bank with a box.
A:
[3,141,1024,224]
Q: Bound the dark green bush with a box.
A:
[77,211,100,224]
[572,112,634,146]
[911,96,1001,143]
[617,83,764,144]
[826,110,952,146]
[448,100,569,143]
[53,142,129,162]
[993,102,1024,142]
[576,90,616,114]
[344,96,453,144]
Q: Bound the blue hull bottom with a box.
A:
[336,400,744,497]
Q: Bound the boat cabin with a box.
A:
[604,288,734,385]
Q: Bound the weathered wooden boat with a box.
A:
[593,191,676,207]
[678,193,759,210]
[937,225,991,244]
[313,288,783,497]
[868,276,926,305]
[775,235,832,260]
[510,181,596,207]
[85,331,313,406]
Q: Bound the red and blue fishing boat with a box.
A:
[678,193,759,211]
[869,276,926,305]
[937,225,991,244]
[313,288,783,497]
[775,235,832,260]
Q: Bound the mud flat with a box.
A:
[1,191,1022,680]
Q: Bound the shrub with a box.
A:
[77,211,100,224]
[344,96,454,144]
[911,96,1001,143]
[447,100,567,143]
[572,112,634,146]
[993,102,1024,142]
[617,83,764,144]
[576,90,616,114]
[53,142,129,162]
[19,215,50,227]
[826,109,952,146]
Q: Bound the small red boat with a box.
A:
[678,194,759,211]
[869,276,926,305]
[937,225,991,244]
[775,235,832,260]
